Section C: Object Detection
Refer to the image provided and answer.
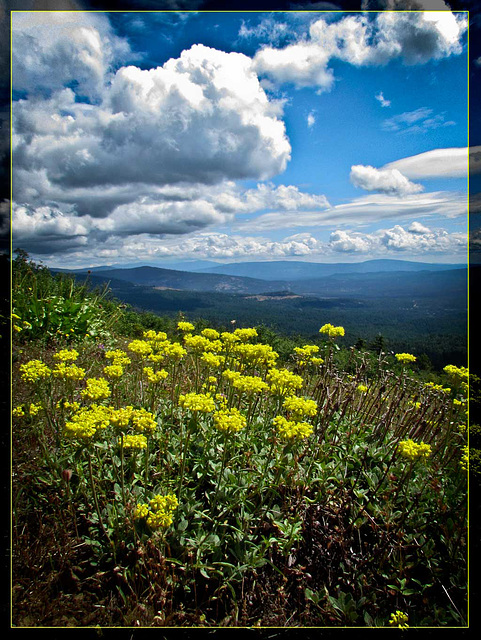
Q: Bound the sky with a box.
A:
[10,5,471,267]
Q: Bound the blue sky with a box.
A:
[11,9,469,267]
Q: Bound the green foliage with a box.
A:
[12,250,122,344]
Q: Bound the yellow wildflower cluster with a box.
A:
[81,377,111,401]
[132,408,158,433]
[319,323,345,338]
[143,330,168,346]
[179,392,216,413]
[234,342,278,368]
[227,371,269,395]
[220,331,239,346]
[273,415,313,440]
[395,353,417,364]
[121,434,148,449]
[356,384,368,393]
[201,328,220,340]
[389,611,409,628]
[184,334,216,353]
[283,395,317,419]
[110,406,135,430]
[134,493,179,529]
[20,359,51,382]
[103,364,124,379]
[294,344,323,367]
[213,407,247,434]
[53,362,86,380]
[161,341,187,361]
[143,366,168,384]
[128,340,153,357]
[13,402,43,417]
[233,327,258,342]
[64,404,112,440]
[200,352,223,368]
[398,439,432,461]
[425,382,451,394]
[53,348,79,362]
[177,321,195,332]
[443,364,469,382]
[105,349,131,366]
[267,368,303,396]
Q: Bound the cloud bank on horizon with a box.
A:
[11,8,469,266]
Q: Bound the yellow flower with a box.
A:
[267,368,303,396]
[105,349,131,366]
[398,439,432,461]
[233,327,258,342]
[143,366,168,384]
[81,377,111,401]
[319,323,345,338]
[201,351,223,368]
[283,395,317,419]
[132,408,158,433]
[273,415,313,440]
[356,384,368,393]
[178,392,216,413]
[28,402,42,416]
[389,611,409,628]
[53,348,79,362]
[103,364,124,379]
[177,321,195,332]
[128,340,152,357]
[232,374,269,395]
[12,406,25,417]
[201,328,220,340]
[110,406,134,430]
[64,404,112,441]
[120,434,148,449]
[20,359,51,382]
[443,364,468,382]
[135,494,179,529]
[53,362,86,380]
[213,407,247,434]
[395,353,416,364]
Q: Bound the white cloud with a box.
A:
[31,223,467,267]
[236,189,466,232]
[252,11,467,90]
[11,12,132,100]
[382,108,456,134]
[350,165,424,195]
[408,221,431,234]
[375,91,391,107]
[13,42,293,231]
[384,147,468,179]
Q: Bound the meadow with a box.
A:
[10,252,469,628]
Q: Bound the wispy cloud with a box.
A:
[375,91,391,107]
[382,107,456,134]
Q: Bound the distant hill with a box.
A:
[53,263,467,301]
[53,265,290,295]
[196,259,466,281]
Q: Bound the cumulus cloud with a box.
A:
[30,223,467,267]
[252,11,467,90]
[12,12,132,100]
[12,45,292,218]
[384,147,468,179]
[350,165,424,195]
